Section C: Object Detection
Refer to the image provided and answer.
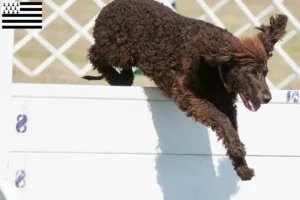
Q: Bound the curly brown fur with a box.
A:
[85,0,288,181]
[256,14,288,57]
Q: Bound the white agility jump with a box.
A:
[1,3,300,200]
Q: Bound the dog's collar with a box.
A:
[217,65,231,92]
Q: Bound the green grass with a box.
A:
[12,0,300,89]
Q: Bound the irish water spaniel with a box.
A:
[83,0,288,181]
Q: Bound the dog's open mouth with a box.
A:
[239,91,260,112]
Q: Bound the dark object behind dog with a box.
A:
[84,0,288,181]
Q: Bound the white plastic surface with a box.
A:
[6,84,300,200]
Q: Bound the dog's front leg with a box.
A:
[208,98,255,180]
[170,80,254,180]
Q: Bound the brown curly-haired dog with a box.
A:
[83,0,288,181]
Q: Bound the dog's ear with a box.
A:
[198,48,236,66]
[255,14,288,57]
[192,32,237,66]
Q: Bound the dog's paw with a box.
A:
[228,144,246,157]
[236,166,255,181]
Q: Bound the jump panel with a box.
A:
[7,84,300,200]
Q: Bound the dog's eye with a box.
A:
[250,68,258,75]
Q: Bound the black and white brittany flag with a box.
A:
[2,1,42,29]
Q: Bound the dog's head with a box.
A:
[224,14,288,112]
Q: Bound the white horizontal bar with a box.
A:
[19,5,42,8]
[11,83,300,104]
[2,23,42,26]
[2,17,42,20]
[19,11,42,14]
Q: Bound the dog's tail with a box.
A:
[82,75,104,81]
[82,44,105,81]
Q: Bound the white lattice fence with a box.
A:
[11,0,300,89]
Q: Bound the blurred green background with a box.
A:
[12,0,300,89]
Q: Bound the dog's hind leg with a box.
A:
[102,66,134,86]
[85,44,134,86]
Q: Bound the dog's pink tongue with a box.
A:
[239,92,256,112]
[248,100,255,112]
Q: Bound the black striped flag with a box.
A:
[2,1,42,29]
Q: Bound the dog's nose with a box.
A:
[262,93,272,104]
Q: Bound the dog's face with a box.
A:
[228,14,287,112]
[224,37,272,112]
[230,63,271,112]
